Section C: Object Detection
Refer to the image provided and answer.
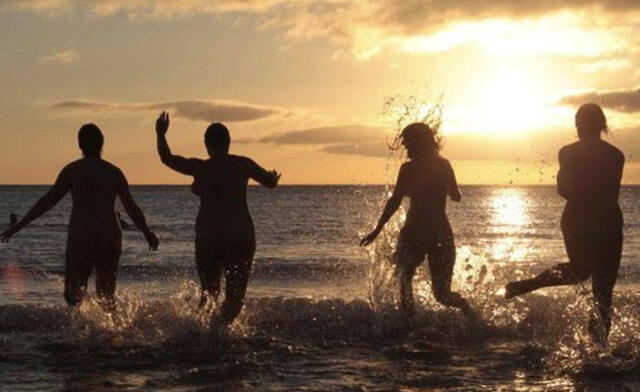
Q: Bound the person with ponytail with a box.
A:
[360,122,473,317]
[505,103,624,343]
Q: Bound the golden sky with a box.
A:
[1,0,639,184]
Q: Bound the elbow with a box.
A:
[557,188,569,200]
[124,204,142,219]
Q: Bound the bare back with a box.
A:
[558,140,624,211]
[59,158,128,242]
[164,154,276,231]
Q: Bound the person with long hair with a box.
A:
[155,112,280,326]
[360,122,472,317]
[505,103,624,342]
[0,124,159,308]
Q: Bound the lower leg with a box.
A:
[199,277,221,308]
[399,270,416,317]
[433,288,472,313]
[64,283,87,306]
[428,246,472,313]
[196,251,222,308]
[505,263,588,299]
[220,260,252,324]
[589,258,619,342]
[95,248,121,312]
[64,254,91,306]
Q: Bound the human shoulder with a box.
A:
[229,154,252,163]
[58,159,85,176]
[399,160,413,173]
[558,142,579,162]
[559,141,579,155]
[603,140,624,162]
[100,159,125,176]
[436,155,452,168]
[229,154,256,168]
[62,159,82,170]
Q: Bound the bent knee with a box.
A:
[571,267,592,282]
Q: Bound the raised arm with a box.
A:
[360,165,408,246]
[446,160,461,202]
[1,166,71,242]
[247,158,281,189]
[155,112,200,175]
[116,170,159,251]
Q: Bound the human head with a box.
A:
[399,122,440,159]
[204,122,230,156]
[78,123,104,157]
[575,103,608,140]
[9,213,17,225]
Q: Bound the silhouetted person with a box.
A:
[1,124,159,308]
[505,103,624,343]
[116,211,130,230]
[9,213,18,225]
[155,112,280,326]
[361,123,472,317]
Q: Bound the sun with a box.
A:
[443,65,554,137]
[474,68,550,136]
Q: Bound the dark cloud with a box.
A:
[246,125,388,145]
[148,101,278,122]
[51,99,280,122]
[557,88,640,112]
[322,143,390,158]
[238,124,395,157]
[241,123,570,160]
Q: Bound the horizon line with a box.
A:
[2,183,640,187]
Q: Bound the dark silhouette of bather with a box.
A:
[505,103,624,342]
[155,112,280,325]
[360,123,472,317]
[9,213,18,226]
[1,124,159,308]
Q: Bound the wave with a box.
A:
[1,284,640,383]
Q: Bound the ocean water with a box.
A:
[1,185,640,391]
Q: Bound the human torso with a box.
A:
[402,156,452,235]
[191,155,254,232]
[560,140,624,229]
[66,158,122,242]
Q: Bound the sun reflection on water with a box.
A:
[489,188,532,263]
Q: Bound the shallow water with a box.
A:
[1,185,640,391]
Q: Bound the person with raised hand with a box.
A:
[155,111,280,327]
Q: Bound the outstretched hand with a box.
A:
[359,229,380,246]
[156,111,170,136]
[146,231,159,251]
[270,170,282,185]
[1,226,18,243]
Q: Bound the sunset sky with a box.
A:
[1,0,639,184]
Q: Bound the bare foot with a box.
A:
[504,281,526,299]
